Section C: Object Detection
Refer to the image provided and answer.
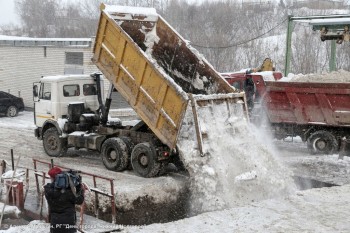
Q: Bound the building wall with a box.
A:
[292,0,344,9]
[0,44,99,108]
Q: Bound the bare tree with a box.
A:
[10,0,350,73]
[15,0,60,37]
[0,23,24,36]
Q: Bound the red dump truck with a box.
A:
[223,71,350,155]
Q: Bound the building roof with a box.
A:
[0,35,93,47]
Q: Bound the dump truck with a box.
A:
[223,70,350,155]
[33,5,247,177]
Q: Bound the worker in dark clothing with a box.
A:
[244,76,256,112]
[44,167,84,233]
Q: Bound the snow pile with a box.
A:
[120,184,350,233]
[4,185,350,233]
[143,25,160,55]
[0,203,21,218]
[106,176,186,211]
[288,154,350,186]
[104,5,158,22]
[177,99,295,214]
[286,70,350,83]
[1,169,26,181]
[0,220,48,233]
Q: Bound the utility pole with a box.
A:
[284,15,293,77]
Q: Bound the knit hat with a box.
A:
[48,167,62,179]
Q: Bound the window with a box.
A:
[83,84,97,96]
[65,52,84,66]
[40,83,52,100]
[63,85,80,97]
[231,81,241,90]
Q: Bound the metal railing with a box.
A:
[32,159,117,226]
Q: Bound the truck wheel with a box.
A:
[131,142,160,178]
[101,138,129,171]
[6,106,18,117]
[307,130,338,155]
[43,127,67,157]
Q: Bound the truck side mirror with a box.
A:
[33,85,38,97]
[33,83,40,102]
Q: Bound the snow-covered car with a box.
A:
[0,91,25,117]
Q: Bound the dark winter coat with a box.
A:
[44,182,84,233]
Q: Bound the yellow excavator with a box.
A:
[249,58,275,73]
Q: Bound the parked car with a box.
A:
[0,91,25,117]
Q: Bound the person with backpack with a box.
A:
[44,167,84,233]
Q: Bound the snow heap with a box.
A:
[177,98,296,214]
[281,70,350,83]
[0,202,21,219]
[1,169,26,182]
[0,220,48,233]
[143,25,160,55]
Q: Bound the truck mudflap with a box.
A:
[339,137,350,159]
[93,5,245,150]
[182,93,248,157]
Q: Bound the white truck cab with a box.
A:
[34,75,102,127]
[33,74,104,157]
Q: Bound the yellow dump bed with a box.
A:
[92,5,247,149]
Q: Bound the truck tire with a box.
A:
[307,130,339,155]
[131,142,160,178]
[101,138,129,171]
[43,127,67,157]
[6,106,18,117]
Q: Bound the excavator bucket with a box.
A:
[258,58,274,72]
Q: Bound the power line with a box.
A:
[191,17,288,49]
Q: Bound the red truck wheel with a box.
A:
[307,130,338,155]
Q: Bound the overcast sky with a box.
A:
[0,0,269,26]
[0,0,19,25]
[0,0,205,26]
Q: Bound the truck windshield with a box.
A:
[40,83,51,100]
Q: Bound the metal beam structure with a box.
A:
[284,14,350,76]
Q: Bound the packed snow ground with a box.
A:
[122,185,350,233]
[0,111,188,225]
[0,112,350,232]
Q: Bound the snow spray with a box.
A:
[177,100,296,214]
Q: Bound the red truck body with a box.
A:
[222,71,282,100]
[264,81,350,126]
[223,71,350,154]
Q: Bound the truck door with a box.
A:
[34,82,53,127]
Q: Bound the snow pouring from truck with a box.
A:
[96,4,297,214]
